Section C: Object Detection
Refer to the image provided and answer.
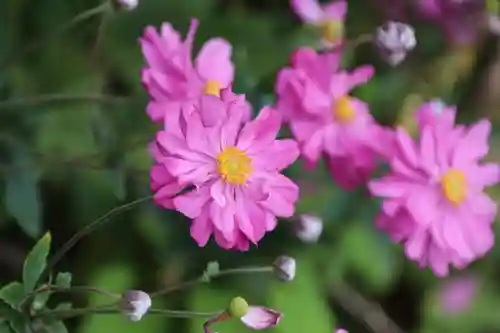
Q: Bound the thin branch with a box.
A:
[330,282,407,333]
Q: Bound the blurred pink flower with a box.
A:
[369,102,500,276]
[276,47,385,190]
[439,275,478,315]
[335,330,348,333]
[150,95,299,250]
[290,0,347,47]
[140,18,236,122]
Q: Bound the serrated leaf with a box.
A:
[5,166,42,238]
[269,253,335,333]
[0,283,25,310]
[23,232,51,293]
[55,273,71,290]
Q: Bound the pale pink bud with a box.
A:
[120,290,152,321]
[296,214,323,243]
[375,21,416,66]
[116,0,138,10]
[273,256,296,282]
[241,306,282,330]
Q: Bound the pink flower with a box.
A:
[335,330,348,333]
[150,95,299,250]
[276,47,384,190]
[204,306,281,333]
[140,18,236,122]
[369,102,500,276]
[290,0,347,47]
[439,275,478,315]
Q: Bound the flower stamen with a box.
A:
[333,96,356,123]
[203,79,221,97]
[321,20,343,44]
[441,169,467,205]
[217,147,253,185]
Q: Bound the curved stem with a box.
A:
[0,94,129,109]
[0,1,111,71]
[151,266,273,297]
[40,196,153,285]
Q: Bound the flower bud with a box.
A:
[295,214,323,244]
[488,14,500,36]
[115,0,138,10]
[272,256,296,282]
[120,290,152,321]
[228,297,249,318]
[375,21,416,66]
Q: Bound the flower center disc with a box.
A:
[204,79,221,97]
[441,169,467,205]
[333,96,356,123]
[321,20,343,44]
[217,147,253,185]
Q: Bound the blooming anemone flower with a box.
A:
[369,103,500,276]
[140,18,235,122]
[150,95,299,250]
[276,47,383,190]
[290,0,347,47]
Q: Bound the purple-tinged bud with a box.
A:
[295,214,323,244]
[115,0,138,10]
[120,290,151,321]
[375,21,416,66]
[272,256,296,282]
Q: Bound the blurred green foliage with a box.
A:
[0,0,500,332]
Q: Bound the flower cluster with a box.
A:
[141,0,499,278]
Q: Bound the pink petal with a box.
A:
[252,139,300,171]
[469,163,500,189]
[347,65,374,89]
[395,127,419,168]
[238,107,282,151]
[405,187,439,227]
[173,186,211,219]
[195,38,235,87]
[322,0,347,20]
[452,120,491,166]
[190,209,213,246]
[368,176,410,198]
[290,0,323,23]
[241,306,281,330]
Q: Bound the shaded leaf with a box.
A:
[5,166,42,238]
[0,322,12,333]
[41,319,68,333]
[0,283,25,310]
[23,232,51,293]
[55,272,72,290]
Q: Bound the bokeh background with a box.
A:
[1,0,500,332]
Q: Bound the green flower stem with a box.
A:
[0,94,129,109]
[0,1,112,71]
[37,196,153,287]
[35,305,222,320]
[150,266,273,298]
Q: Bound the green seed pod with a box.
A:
[228,296,249,318]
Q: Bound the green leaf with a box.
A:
[269,253,335,333]
[23,232,52,293]
[41,319,68,333]
[32,284,50,311]
[55,272,72,289]
[0,321,13,333]
[5,166,42,238]
[0,283,25,310]
[6,312,28,333]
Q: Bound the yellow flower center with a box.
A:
[321,20,344,44]
[216,147,253,185]
[203,79,221,97]
[441,169,467,205]
[333,96,356,123]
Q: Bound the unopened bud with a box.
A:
[295,214,323,244]
[272,256,296,282]
[228,297,249,318]
[375,21,416,66]
[120,290,151,321]
[115,0,138,10]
